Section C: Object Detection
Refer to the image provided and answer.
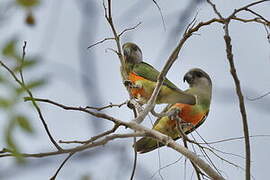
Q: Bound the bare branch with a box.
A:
[15,122,225,178]
[206,0,223,19]
[0,132,145,158]
[175,119,203,179]
[87,37,115,49]
[230,0,270,18]
[247,92,270,101]
[59,124,120,144]
[104,0,124,66]
[132,18,223,124]
[85,101,127,111]
[223,21,251,180]
[6,95,225,179]
[151,156,184,179]
[130,99,139,180]
[199,135,270,145]
[231,17,268,25]
[245,8,269,23]
[19,41,27,84]
[130,135,137,180]
[151,0,166,31]
[50,153,74,180]
[118,22,142,37]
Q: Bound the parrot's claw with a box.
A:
[124,80,133,87]
[127,99,144,113]
[124,80,142,89]
[168,108,181,121]
[180,122,193,129]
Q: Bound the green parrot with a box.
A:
[122,42,196,105]
[134,68,212,153]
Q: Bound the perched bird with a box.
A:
[122,42,196,105]
[135,68,212,153]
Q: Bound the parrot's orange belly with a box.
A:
[128,72,148,98]
[169,103,205,127]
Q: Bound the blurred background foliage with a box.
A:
[0,0,45,162]
[0,0,269,179]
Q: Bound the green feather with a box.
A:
[132,62,180,91]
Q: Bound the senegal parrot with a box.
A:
[134,68,212,153]
[122,42,196,105]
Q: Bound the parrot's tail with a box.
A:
[134,137,164,153]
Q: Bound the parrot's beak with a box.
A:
[183,73,193,83]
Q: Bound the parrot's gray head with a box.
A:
[122,42,142,64]
[183,68,212,88]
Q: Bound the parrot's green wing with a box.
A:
[133,62,180,90]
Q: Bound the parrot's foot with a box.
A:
[124,80,133,87]
[180,122,193,129]
[124,80,142,89]
[127,99,144,113]
[168,107,181,121]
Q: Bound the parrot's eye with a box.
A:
[133,46,138,51]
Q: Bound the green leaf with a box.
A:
[16,0,40,7]
[16,115,34,134]
[4,121,25,163]
[2,39,17,57]
[6,134,25,163]
[0,97,11,108]
[0,74,6,83]
[13,58,38,72]
[16,78,47,94]
[6,132,17,151]
[81,175,92,180]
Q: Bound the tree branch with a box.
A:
[11,97,225,179]
[223,21,251,180]
[50,153,74,180]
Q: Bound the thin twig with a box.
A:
[199,135,270,145]
[151,0,166,31]
[59,124,120,144]
[157,148,164,180]
[85,101,127,111]
[132,18,223,124]
[87,37,115,49]
[223,22,251,180]
[230,0,270,18]
[50,152,74,180]
[175,118,202,180]
[130,135,137,180]
[247,92,270,101]
[118,22,142,37]
[0,132,144,158]
[206,0,223,19]
[130,97,139,180]
[0,61,62,151]
[245,8,269,23]
[231,17,268,25]
[151,156,184,179]
[19,41,27,84]
[0,105,225,180]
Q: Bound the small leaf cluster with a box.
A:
[1,39,46,162]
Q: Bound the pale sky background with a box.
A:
[0,0,270,180]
